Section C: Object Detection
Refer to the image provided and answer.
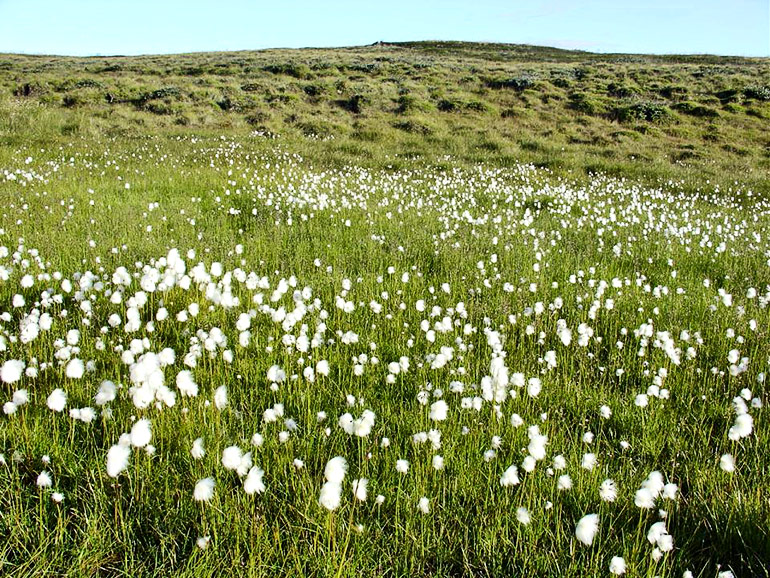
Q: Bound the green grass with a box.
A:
[0,42,768,577]
[0,41,769,194]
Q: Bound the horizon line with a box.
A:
[1,40,768,60]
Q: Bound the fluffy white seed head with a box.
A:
[106,444,131,478]
[575,513,599,546]
[194,477,215,502]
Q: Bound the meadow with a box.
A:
[0,43,768,577]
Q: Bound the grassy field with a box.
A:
[0,43,768,577]
[1,41,769,192]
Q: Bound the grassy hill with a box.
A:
[1,42,769,577]
[1,41,769,192]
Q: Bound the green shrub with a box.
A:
[465,100,490,113]
[673,102,720,118]
[339,94,369,113]
[659,85,688,99]
[743,85,770,101]
[144,101,176,115]
[138,87,180,103]
[568,92,603,115]
[13,82,46,97]
[303,83,326,97]
[613,101,671,123]
[395,94,418,114]
[352,127,382,142]
[263,63,311,79]
[392,119,433,135]
[437,99,460,112]
[266,93,298,105]
[715,89,741,103]
[244,111,270,126]
[73,79,102,89]
[606,83,639,98]
[217,96,238,111]
[486,75,536,91]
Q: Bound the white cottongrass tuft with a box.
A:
[318,481,342,510]
[719,453,735,473]
[221,446,243,470]
[214,385,228,410]
[634,488,655,509]
[37,471,53,488]
[396,459,409,474]
[191,437,205,459]
[1,360,24,384]
[418,497,430,514]
[95,381,117,406]
[130,419,152,448]
[500,465,520,487]
[12,389,29,405]
[581,453,597,470]
[647,521,674,552]
[599,479,618,502]
[47,389,67,412]
[575,513,599,546]
[65,358,84,379]
[324,456,348,484]
[728,413,753,440]
[106,444,131,478]
[429,400,448,421]
[176,370,199,397]
[609,556,626,575]
[243,466,265,495]
[194,477,215,502]
[236,452,253,477]
[352,478,368,501]
[527,426,548,461]
[196,536,211,550]
[516,507,531,525]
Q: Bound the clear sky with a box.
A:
[0,0,767,57]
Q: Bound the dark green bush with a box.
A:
[303,84,325,97]
[659,85,688,99]
[395,94,418,113]
[138,87,180,103]
[606,83,639,98]
[465,100,490,112]
[73,79,102,89]
[144,101,176,115]
[715,89,741,103]
[265,93,298,105]
[486,75,536,91]
[568,92,603,115]
[339,94,369,113]
[217,96,238,111]
[263,63,311,79]
[244,111,270,126]
[744,85,770,101]
[392,120,432,135]
[437,99,460,112]
[13,82,46,97]
[673,102,720,118]
[613,101,671,123]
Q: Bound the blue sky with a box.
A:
[0,0,767,57]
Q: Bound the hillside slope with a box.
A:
[1,41,768,191]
